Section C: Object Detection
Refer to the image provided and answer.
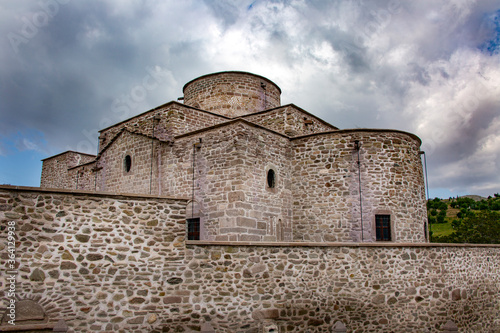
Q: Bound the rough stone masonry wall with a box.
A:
[183,72,281,118]
[0,187,499,332]
[0,187,188,333]
[243,105,336,137]
[291,130,427,243]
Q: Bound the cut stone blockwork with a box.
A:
[40,71,427,244]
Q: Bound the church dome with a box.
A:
[182,71,281,117]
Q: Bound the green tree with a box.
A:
[436,210,446,223]
[435,211,500,244]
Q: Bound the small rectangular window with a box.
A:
[187,218,200,240]
[375,215,391,241]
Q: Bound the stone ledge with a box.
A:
[0,323,55,331]
[186,240,500,248]
[0,185,189,201]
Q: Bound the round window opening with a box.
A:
[124,155,132,172]
[267,169,276,188]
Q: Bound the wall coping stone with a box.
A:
[0,322,56,332]
[186,240,500,248]
[0,185,190,201]
[291,128,422,145]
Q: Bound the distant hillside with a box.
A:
[429,193,500,244]
[459,195,487,202]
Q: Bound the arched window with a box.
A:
[267,169,276,188]
[124,155,132,172]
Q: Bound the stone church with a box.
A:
[2,72,499,332]
[40,71,427,244]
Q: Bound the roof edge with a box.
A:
[98,101,231,133]
[41,150,97,161]
[182,71,282,94]
[291,128,422,145]
[174,118,290,140]
[239,103,338,130]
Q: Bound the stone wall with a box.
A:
[0,186,188,332]
[183,72,281,117]
[68,161,97,191]
[40,151,96,189]
[0,186,499,332]
[98,131,160,195]
[243,105,336,137]
[291,130,427,243]
[169,120,293,241]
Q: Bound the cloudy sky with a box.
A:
[1,0,499,198]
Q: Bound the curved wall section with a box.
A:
[291,130,426,243]
[183,71,281,117]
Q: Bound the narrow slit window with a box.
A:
[375,215,391,241]
[124,155,132,172]
[267,169,276,188]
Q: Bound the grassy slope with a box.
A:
[430,220,454,237]
[430,201,459,238]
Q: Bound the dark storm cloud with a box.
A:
[0,1,177,154]
[0,0,499,196]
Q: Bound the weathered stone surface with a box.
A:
[13,300,45,322]
[75,234,90,242]
[252,309,279,320]
[53,319,69,332]
[167,277,183,285]
[86,253,103,261]
[29,268,46,282]
[60,261,77,270]
[0,187,498,333]
[129,297,145,304]
[147,314,157,324]
[61,250,74,260]
[163,296,182,304]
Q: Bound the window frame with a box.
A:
[187,218,200,240]
[265,165,278,193]
[374,213,394,242]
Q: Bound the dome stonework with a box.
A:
[182,71,281,117]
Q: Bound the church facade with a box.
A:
[41,71,427,243]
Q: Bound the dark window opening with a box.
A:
[267,169,276,188]
[124,155,132,172]
[187,218,200,240]
[376,215,391,241]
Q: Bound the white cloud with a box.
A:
[0,0,499,195]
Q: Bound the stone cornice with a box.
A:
[186,240,500,248]
[0,185,189,201]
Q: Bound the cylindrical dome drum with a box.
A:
[182,71,281,117]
